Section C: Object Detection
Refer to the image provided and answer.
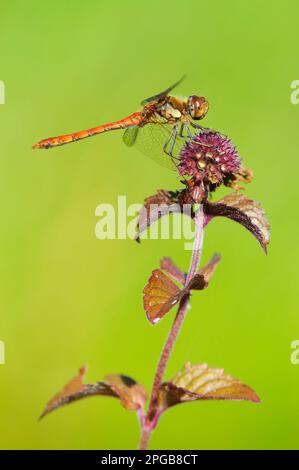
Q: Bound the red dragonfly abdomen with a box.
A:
[33,112,144,149]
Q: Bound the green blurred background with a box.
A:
[0,0,298,450]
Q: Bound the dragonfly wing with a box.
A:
[127,123,187,171]
[141,75,186,106]
[123,126,139,147]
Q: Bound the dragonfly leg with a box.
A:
[164,125,189,179]
[190,122,229,152]
[184,124,193,139]
[169,125,178,156]
[191,122,217,134]
[191,121,218,134]
[179,123,193,140]
[190,121,204,130]
[163,125,180,167]
[163,126,176,153]
[179,123,186,138]
[163,125,179,155]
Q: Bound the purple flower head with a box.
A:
[179,131,244,193]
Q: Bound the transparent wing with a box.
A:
[123,123,188,170]
[123,126,139,147]
[141,75,186,106]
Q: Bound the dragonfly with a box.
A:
[33,77,209,170]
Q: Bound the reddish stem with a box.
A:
[139,427,151,451]
[138,206,204,450]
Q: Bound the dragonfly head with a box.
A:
[187,96,209,120]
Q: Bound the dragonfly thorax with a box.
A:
[159,102,182,122]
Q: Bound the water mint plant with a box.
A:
[40,131,270,450]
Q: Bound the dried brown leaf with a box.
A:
[204,193,270,253]
[144,255,221,324]
[158,362,260,412]
[188,254,221,290]
[143,269,184,324]
[105,374,147,411]
[40,367,146,419]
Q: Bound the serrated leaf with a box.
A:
[203,193,270,253]
[40,367,146,419]
[158,362,260,411]
[143,255,221,324]
[143,269,184,324]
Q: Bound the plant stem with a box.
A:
[139,205,204,450]
[139,427,151,451]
